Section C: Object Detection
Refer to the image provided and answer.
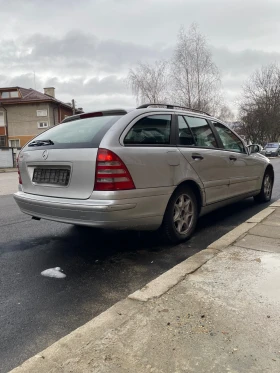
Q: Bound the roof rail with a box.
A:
[136,103,211,116]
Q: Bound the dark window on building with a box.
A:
[0,136,6,147]
[0,111,4,126]
[0,91,19,98]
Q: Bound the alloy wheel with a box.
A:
[173,194,194,235]
[264,174,272,199]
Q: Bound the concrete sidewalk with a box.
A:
[0,172,18,196]
[10,202,280,373]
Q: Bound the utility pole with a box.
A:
[71,99,76,115]
[33,71,36,90]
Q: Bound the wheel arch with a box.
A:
[159,179,202,243]
[170,179,204,215]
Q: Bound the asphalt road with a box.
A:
[1,158,280,373]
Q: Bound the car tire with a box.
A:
[160,185,198,244]
[254,170,273,203]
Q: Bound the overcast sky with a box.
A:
[1,0,280,114]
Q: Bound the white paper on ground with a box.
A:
[41,267,66,279]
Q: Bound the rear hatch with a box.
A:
[19,113,124,199]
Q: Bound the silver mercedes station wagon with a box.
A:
[14,104,274,243]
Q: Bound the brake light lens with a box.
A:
[16,155,22,185]
[94,149,135,191]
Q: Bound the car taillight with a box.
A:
[16,155,22,185]
[94,148,135,191]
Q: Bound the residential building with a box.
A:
[0,86,83,148]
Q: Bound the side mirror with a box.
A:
[247,144,261,154]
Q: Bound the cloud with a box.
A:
[213,47,280,75]
[45,75,129,96]
[0,72,134,112]
[2,0,280,53]
[3,30,280,86]
[77,94,136,112]
[0,31,172,76]
[0,30,172,111]
[1,5,280,115]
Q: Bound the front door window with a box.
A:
[211,121,246,153]
[184,116,218,148]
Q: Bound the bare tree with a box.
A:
[216,104,235,123]
[127,60,169,105]
[127,24,224,114]
[239,63,280,144]
[171,24,221,113]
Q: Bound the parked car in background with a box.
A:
[14,104,274,243]
[261,143,280,157]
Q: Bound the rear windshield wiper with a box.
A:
[28,139,54,147]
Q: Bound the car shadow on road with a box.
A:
[1,197,273,272]
[53,196,273,267]
[59,226,170,262]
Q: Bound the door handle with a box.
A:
[229,156,237,161]
[192,153,204,160]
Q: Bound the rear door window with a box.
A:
[27,115,122,150]
[124,115,171,145]
[184,116,218,148]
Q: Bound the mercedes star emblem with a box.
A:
[42,150,48,160]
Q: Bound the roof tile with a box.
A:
[0,87,75,111]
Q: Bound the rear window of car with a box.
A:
[266,143,279,148]
[26,115,122,150]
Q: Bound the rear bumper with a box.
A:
[13,190,172,230]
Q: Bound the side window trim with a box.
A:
[169,114,177,146]
[174,115,197,146]
[182,116,197,146]
[206,119,224,149]
[174,114,179,145]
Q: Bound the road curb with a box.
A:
[246,207,275,223]
[208,206,275,251]
[128,248,219,302]
[127,205,276,302]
